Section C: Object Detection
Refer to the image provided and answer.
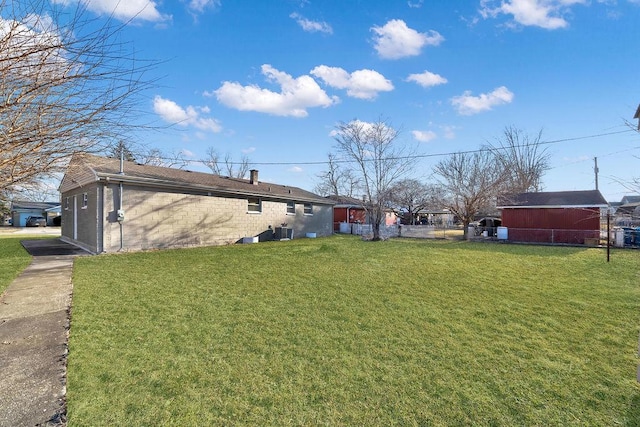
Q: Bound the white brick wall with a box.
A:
[101,185,333,252]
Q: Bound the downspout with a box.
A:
[119,149,124,251]
[119,181,124,251]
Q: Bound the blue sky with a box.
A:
[55,0,640,201]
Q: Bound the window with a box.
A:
[81,193,88,209]
[247,197,261,213]
[65,197,69,210]
[303,203,313,215]
[286,201,295,214]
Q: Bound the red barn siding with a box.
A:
[333,207,366,231]
[502,208,600,244]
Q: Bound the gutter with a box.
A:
[95,173,335,205]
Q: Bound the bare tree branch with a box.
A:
[333,118,416,240]
[388,179,432,225]
[0,0,156,197]
[433,150,506,236]
[314,153,362,197]
[489,126,551,194]
[202,147,251,179]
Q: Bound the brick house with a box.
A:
[10,201,61,226]
[59,153,334,254]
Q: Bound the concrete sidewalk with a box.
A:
[0,239,88,427]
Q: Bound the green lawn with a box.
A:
[0,235,45,295]
[67,236,640,426]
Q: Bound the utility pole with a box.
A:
[594,157,599,191]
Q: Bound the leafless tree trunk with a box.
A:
[433,151,506,237]
[314,153,362,197]
[0,0,155,197]
[333,118,416,240]
[202,147,250,178]
[489,126,550,194]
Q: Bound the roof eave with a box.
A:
[95,173,332,204]
[497,204,609,209]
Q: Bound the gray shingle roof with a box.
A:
[497,190,608,208]
[621,195,640,204]
[60,153,332,205]
[325,195,367,207]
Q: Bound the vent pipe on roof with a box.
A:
[119,145,125,175]
[250,169,258,185]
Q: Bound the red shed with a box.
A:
[497,190,608,244]
[326,195,368,232]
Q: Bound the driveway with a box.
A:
[21,238,90,257]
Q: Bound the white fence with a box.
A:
[337,222,399,239]
[337,223,464,240]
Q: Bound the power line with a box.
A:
[144,128,638,167]
[243,129,637,166]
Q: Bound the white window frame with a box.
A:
[247,197,261,213]
[81,193,88,209]
[286,201,295,215]
[303,203,313,215]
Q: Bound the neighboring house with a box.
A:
[413,209,455,227]
[326,195,368,232]
[613,195,640,227]
[10,201,61,226]
[59,153,334,254]
[327,195,398,233]
[497,190,608,245]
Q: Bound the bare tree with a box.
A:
[202,147,250,178]
[489,126,550,194]
[388,178,431,224]
[433,150,506,237]
[314,153,361,197]
[333,118,416,240]
[620,108,640,193]
[106,141,189,169]
[0,0,154,197]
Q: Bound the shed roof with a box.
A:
[497,190,608,209]
[325,195,367,208]
[60,153,333,205]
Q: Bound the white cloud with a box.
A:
[242,147,256,154]
[311,65,394,100]
[290,13,333,34]
[451,86,514,115]
[212,64,338,117]
[51,0,169,22]
[441,125,457,139]
[412,130,437,142]
[0,15,69,80]
[189,0,221,14]
[288,166,304,173]
[153,95,222,132]
[480,0,586,29]
[371,19,444,59]
[406,70,448,88]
